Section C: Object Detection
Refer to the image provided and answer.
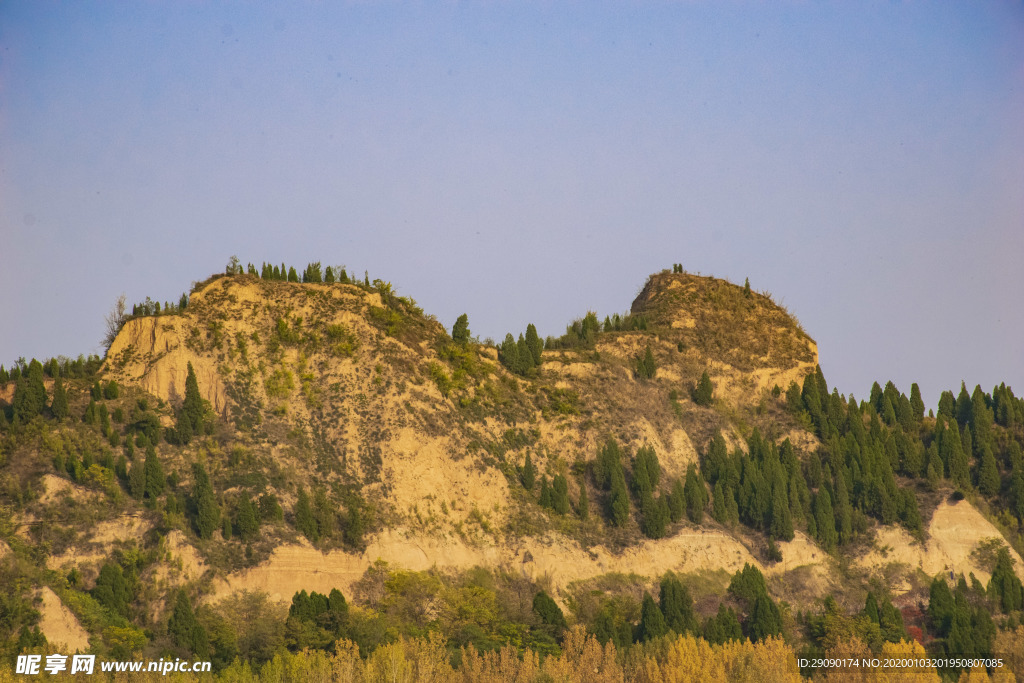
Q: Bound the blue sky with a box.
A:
[1,2,1022,407]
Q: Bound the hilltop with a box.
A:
[1,264,1023,679]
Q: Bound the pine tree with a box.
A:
[637,593,669,642]
[498,333,519,373]
[12,360,47,423]
[324,266,335,283]
[344,497,364,548]
[516,334,534,374]
[865,591,880,624]
[692,371,713,406]
[179,362,205,438]
[51,377,69,421]
[748,593,783,641]
[193,462,220,540]
[578,483,589,521]
[452,314,470,345]
[287,266,299,282]
[539,477,552,508]
[635,346,656,379]
[743,277,752,297]
[928,577,955,635]
[641,493,668,539]
[987,547,1024,613]
[168,589,209,657]
[525,323,542,366]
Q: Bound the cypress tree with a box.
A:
[168,589,209,657]
[865,591,880,624]
[287,266,299,282]
[13,360,47,422]
[641,494,668,539]
[180,362,205,437]
[51,377,69,421]
[533,590,567,632]
[235,494,259,539]
[344,497,364,547]
[143,446,165,500]
[324,266,335,283]
[637,593,669,642]
[711,481,729,524]
[703,604,743,644]
[525,323,542,366]
[659,575,698,635]
[693,371,713,406]
[294,487,317,541]
[498,333,519,373]
[539,477,552,508]
[578,483,589,521]
[516,334,534,374]
[814,489,838,551]
[193,462,220,539]
[609,469,630,527]
[667,478,685,523]
[749,593,783,641]
[910,383,925,422]
[452,314,471,345]
[521,452,536,491]
[976,444,1000,497]
[988,547,1024,613]
[551,475,570,515]
[928,577,955,635]
[743,277,752,297]
[833,468,853,544]
[684,465,705,524]
[128,458,146,499]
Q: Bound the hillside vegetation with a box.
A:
[1,261,1023,681]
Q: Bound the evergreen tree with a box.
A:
[143,446,166,500]
[976,444,1000,497]
[637,593,669,642]
[659,575,698,635]
[294,487,317,542]
[235,494,260,539]
[928,577,955,635]
[525,323,543,366]
[551,475,570,515]
[833,468,853,544]
[12,359,47,422]
[711,480,729,524]
[641,493,668,539]
[168,589,210,657]
[578,483,589,521]
[703,604,743,644]
[498,333,519,374]
[692,371,713,406]
[179,362,205,439]
[635,346,656,379]
[748,593,783,641]
[324,266,335,283]
[452,314,471,345]
[516,334,534,374]
[864,592,880,624]
[609,469,630,527]
[521,452,536,491]
[743,277,752,297]
[287,266,299,282]
[51,377,69,421]
[193,462,220,540]
[814,489,838,551]
[683,465,705,524]
[538,477,552,508]
[667,478,685,523]
[532,591,567,632]
[104,380,120,399]
[128,459,146,499]
[344,497,364,548]
[910,383,925,421]
[769,478,794,542]
[987,547,1024,613]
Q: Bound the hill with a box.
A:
[1,263,1023,679]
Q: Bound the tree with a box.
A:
[609,470,630,527]
[928,577,954,635]
[659,575,698,635]
[294,487,317,542]
[692,371,714,406]
[910,383,925,422]
[178,362,205,440]
[51,377,69,421]
[324,266,335,283]
[452,314,471,345]
[235,494,260,540]
[684,465,706,524]
[169,589,210,657]
[12,359,47,423]
[814,489,838,551]
[193,462,220,539]
[637,593,669,642]
[287,266,299,282]
[525,324,543,367]
[143,446,166,500]
[344,497,364,547]
[635,346,656,380]
[976,444,999,497]
[552,475,570,515]
[748,593,783,641]
[521,452,536,491]
[128,458,146,499]
[225,255,242,275]
[103,294,128,350]
[578,483,589,521]
[743,277,752,297]
[988,547,1023,613]
[533,591,567,633]
[641,494,668,539]
[498,333,519,374]
[668,478,685,523]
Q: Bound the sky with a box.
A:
[1,1,1022,408]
